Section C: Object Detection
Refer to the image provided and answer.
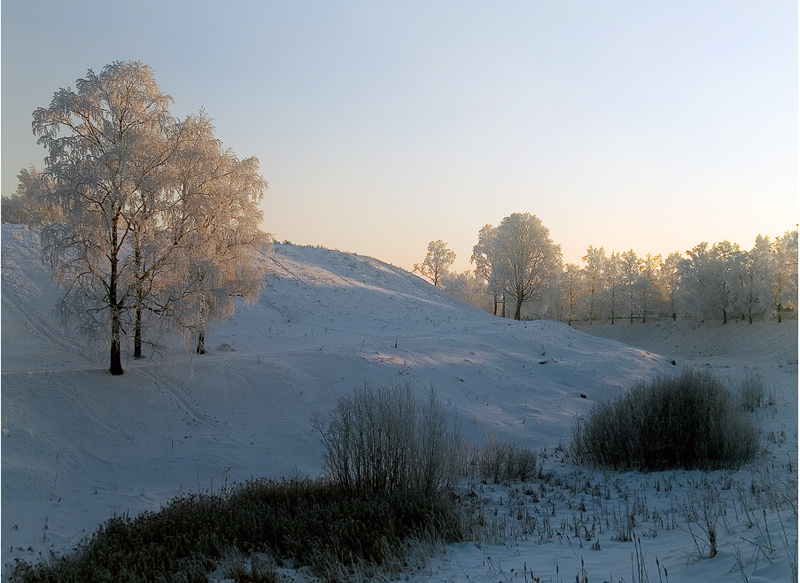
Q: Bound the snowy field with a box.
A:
[1,223,796,582]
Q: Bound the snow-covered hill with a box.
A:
[2,224,796,582]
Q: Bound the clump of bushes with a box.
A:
[571,368,760,471]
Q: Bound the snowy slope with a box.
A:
[1,224,796,583]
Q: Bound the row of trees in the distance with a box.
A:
[5,61,271,375]
[417,215,798,325]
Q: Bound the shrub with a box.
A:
[571,369,760,471]
[314,382,462,498]
[463,435,544,483]
[738,370,766,412]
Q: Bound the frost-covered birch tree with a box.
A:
[709,241,743,324]
[33,61,177,375]
[163,111,269,354]
[742,235,772,323]
[639,253,663,323]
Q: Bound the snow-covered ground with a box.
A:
[1,224,796,582]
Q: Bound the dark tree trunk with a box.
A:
[196,331,206,354]
[134,239,143,359]
[134,306,143,358]
[109,215,124,375]
[514,297,523,321]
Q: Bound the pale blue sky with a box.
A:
[2,1,797,271]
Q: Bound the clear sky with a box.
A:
[2,1,797,272]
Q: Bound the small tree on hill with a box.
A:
[414,239,455,287]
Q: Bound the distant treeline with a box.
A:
[422,216,797,324]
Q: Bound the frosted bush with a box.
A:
[571,369,759,471]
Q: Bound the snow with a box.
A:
[1,223,796,582]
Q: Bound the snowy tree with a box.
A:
[770,230,798,322]
[619,250,641,323]
[679,243,714,320]
[440,270,491,311]
[709,241,744,324]
[414,240,455,287]
[491,213,561,320]
[471,223,503,315]
[559,263,584,325]
[32,61,269,373]
[604,252,621,324]
[659,251,682,318]
[162,112,269,354]
[582,246,606,323]
[33,61,178,375]
[742,235,772,323]
[2,168,50,224]
[679,241,743,323]
[782,230,799,313]
[639,254,663,323]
